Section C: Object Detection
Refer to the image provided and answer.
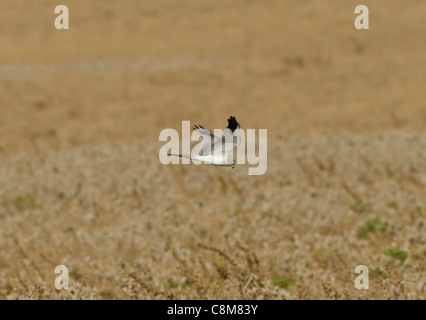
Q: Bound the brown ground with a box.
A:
[0,1,425,299]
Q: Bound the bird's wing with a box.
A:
[211,116,242,156]
[193,124,220,155]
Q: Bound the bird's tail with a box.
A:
[168,153,192,160]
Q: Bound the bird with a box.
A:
[169,116,242,168]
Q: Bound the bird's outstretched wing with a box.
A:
[193,124,221,155]
[211,116,242,156]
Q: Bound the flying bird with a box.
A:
[169,116,242,168]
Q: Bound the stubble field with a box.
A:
[0,0,425,299]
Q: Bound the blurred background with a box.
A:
[1,0,425,155]
[0,0,425,299]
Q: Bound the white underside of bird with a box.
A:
[168,153,235,167]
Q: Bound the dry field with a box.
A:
[0,1,425,299]
[1,133,426,299]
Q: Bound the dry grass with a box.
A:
[1,0,425,300]
[0,132,425,299]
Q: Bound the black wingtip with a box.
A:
[227,116,240,132]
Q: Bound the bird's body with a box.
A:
[169,116,242,168]
[168,153,235,167]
